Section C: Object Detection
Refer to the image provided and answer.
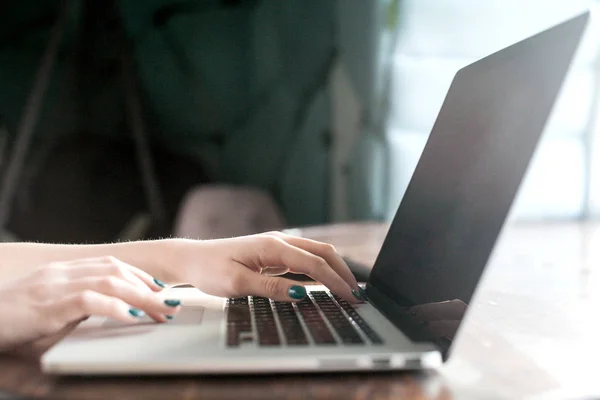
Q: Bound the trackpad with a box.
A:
[103,306,205,327]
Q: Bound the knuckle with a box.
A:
[307,256,327,275]
[257,236,284,262]
[322,243,337,256]
[317,256,329,268]
[306,254,327,271]
[102,255,119,265]
[74,290,96,311]
[107,262,126,278]
[262,278,282,298]
[99,276,121,292]
[263,235,283,249]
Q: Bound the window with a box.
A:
[386,1,600,220]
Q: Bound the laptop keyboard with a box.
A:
[254,296,281,346]
[226,290,384,347]
[274,301,309,345]
[295,296,337,345]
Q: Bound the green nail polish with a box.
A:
[352,290,362,300]
[164,299,181,307]
[165,315,174,320]
[129,308,145,318]
[358,287,367,299]
[288,285,306,300]
[153,278,166,288]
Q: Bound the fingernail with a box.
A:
[358,287,367,299]
[352,290,362,300]
[288,285,307,300]
[165,315,174,320]
[154,278,167,288]
[129,308,145,318]
[164,299,181,307]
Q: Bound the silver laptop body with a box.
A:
[42,12,588,375]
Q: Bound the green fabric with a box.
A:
[0,0,394,226]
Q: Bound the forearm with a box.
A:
[0,239,184,283]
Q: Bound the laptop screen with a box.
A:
[366,12,588,359]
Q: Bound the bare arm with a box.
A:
[0,240,176,283]
[0,235,362,301]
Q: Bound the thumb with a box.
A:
[238,267,307,302]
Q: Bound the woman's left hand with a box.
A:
[169,232,364,304]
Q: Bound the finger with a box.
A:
[61,257,166,292]
[62,258,156,293]
[266,232,360,290]
[64,263,152,295]
[250,236,360,304]
[113,258,169,292]
[233,267,308,302]
[48,290,145,327]
[59,277,182,322]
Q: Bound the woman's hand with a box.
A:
[171,231,364,304]
[0,257,182,351]
[0,232,362,350]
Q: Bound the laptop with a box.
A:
[42,11,589,375]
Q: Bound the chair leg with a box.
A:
[0,1,68,231]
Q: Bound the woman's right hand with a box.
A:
[0,256,182,351]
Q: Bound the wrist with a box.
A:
[106,238,191,284]
[148,238,198,285]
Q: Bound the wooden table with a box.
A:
[1,221,599,399]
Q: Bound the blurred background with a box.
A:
[0,0,597,244]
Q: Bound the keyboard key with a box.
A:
[296,297,336,345]
[333,294,384,345]
[311,292,363,345]
[226,292,383,348]
[274,302,308,346]
[253,297,281,346]
[226,297,251,347]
